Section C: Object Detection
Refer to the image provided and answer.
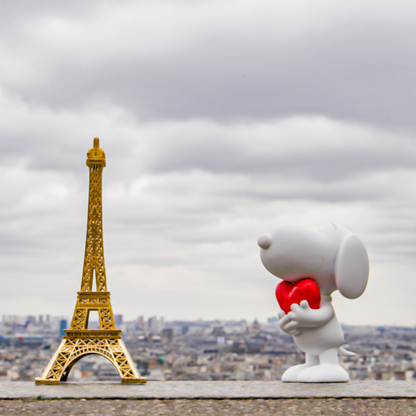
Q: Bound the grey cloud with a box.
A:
[2,1,416,323]
[149,141,416,181]
[141,119,416,182]
[2,1,416,129]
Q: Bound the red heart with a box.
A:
[275,279,321,314]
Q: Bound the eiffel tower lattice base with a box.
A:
[35,330,146,385]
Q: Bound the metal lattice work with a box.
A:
[69,292,116,330]
[71,308,87,330]
[40,337,141,383]
[35,138,146,385]
[99,308,114,329]
[81,144,106,293]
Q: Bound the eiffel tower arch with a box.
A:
[35,138,146,385]
[42,337,141,382]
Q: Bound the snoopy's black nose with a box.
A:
[258,234,272,249]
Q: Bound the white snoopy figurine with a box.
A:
[258,223,369,383]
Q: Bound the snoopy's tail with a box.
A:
[338,346,355,357]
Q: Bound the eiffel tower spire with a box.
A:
[35,138,146,385]
[81,137,107,293]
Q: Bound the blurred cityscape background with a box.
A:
[0,314,414,383]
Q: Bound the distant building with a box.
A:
[138,316,145,328]
[114,315,123,327]
[59,320,67,337]
[148,316,164,334]
[161,328,173,343]
[251,319,261,333]
[26,316,37,327]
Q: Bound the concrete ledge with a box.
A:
[0,381,415,399]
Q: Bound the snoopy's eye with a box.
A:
[258,234,272,249]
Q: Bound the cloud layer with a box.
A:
[1,0,416,325]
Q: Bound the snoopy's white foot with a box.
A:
[282,363,317,382]
[297,364,349,383]
[282,353,319,382]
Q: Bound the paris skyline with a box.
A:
[1,0,416,325]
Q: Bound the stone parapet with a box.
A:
[0,381,415,399]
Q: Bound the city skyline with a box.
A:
[1,1,416,325]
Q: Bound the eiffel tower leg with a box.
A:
[110,338,147,383]
[35,339,74,385]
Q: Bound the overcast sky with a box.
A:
[1,0,416,326]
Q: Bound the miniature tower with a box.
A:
[35,138,146,385]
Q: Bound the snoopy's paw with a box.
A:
[282,364,318,382]
[297,364,349,383]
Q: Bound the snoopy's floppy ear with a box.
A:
[335,234,369,299]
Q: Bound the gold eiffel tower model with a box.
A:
[35,138,146,385]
